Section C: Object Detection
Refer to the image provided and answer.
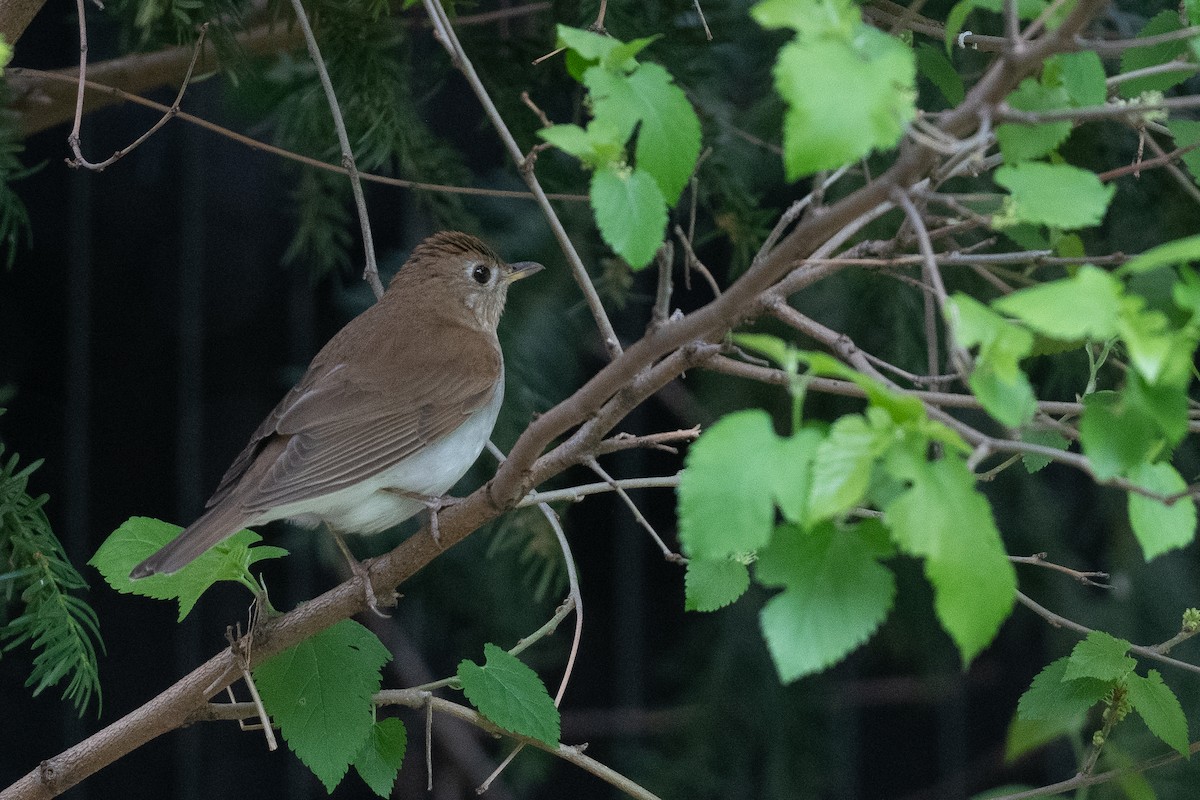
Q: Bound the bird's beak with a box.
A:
[506,261,544,283]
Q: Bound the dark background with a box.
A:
[4,2,1200,799]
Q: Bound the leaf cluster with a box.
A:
[678,346,1016,682]
[1017,631,1191,759]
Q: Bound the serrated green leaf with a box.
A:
[1167,120,1200,188]
[254,620,392,792]
[756,523,896,682]
[993,265,1123,340]
[584,63,701,205]
[797,351,926,424]
[1051,51,1107,107]
[1017,656,1111,721]
[883,454,1016,665]
[678,410,782,559]
[1005,712,1085,762]
[808,414,887,522]
[1119,12,1192,98]
[556,25,619,64]
[731,333,796,372]
[916,43,964,106]
[1020,428,1069,473]
[1125,371,1188,445]
[89,517,288,621]
[590,165,667,269]
[458,643,560,747]
[946,293,1036,427]
[1127,462,1197,560]
[685,558,750,611]
[995,79,1073,163]
[1079,391,1161,481]
[1064,631,1135,682]
[537,124,594,161]
[774,28,915,180]
[1119,232,1200,276]
[994,163,1115,229]
[1117,298,1176,384]
[1126,669,1191,757]
[353,718,407,798]
[772,429,823,524]
[603,35,660,71]
[750,0,857,38]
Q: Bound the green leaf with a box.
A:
[1020,428,1069,473]
[353,718,407,799]
[1079,391,1160,481]
[772,429,823,524]
[751,0,857,38]
[945,293,1036,427]
[584,63,701,205]
[808,414,887,522]
[1167,120,1200,188]
[994,163,1116,229]
[254,620,392,792]
[773,28,915,180]
[1119,11,1192,98]
[1119,232,1200,276]
[995,79,1072,163]
[883,454,1016,665]
[590,165,667,269]
[603,35,661,71]
[537,124,594,161]
[797,351,927,424]
[993,265,1123,340]
[89,517,288,621]
[556,25,620,64]
[1118,295,1198,386]
[1051,51,1108,107]
[732,333,801,375]
[1125,371,1188,445]
[916,43,964,106]
[1126,669,1191,757]
[1017,656,1111,721]
[458,643,560,747]
[1064,631,1135,682]
[756,523,896,682]
[685,558,751,611]
[678,409,781,559]
[1005,713,1085,762]
[1127,462,1197,560]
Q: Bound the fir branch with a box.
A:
[0,444,104,716]
[0,74,33,270]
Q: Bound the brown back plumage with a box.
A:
[129,232,526,578]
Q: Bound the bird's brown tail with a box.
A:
[129,502,251,579]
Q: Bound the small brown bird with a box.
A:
[130,231,542,585]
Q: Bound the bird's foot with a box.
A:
[383,489,457,548]
[329,528,396,618]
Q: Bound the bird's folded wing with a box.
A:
[207,334,501,513]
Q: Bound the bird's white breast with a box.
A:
[254,382,504,534]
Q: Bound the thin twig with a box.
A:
[1016,592,1200,679]
[67,17,209,170]
[586,458,681,562]
[286,0,382,298]
[1009,553,1109,588]
[421,0,623,358]
[518,476,682,508]
[16,68,589,204]
[477,501,584,794]
[892,189,972,379]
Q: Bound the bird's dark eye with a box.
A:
[472,265,491,285]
